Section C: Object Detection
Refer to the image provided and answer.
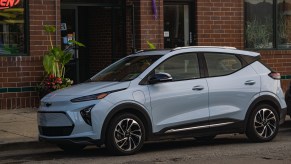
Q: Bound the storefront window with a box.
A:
[245,0,273,49]
[0,0,27,55]
[245,0,291,49]
[278,0,291,48]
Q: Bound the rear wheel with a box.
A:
[106,113,145,155]
[246,104,279,142]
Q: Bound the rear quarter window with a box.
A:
[204,53,243,77]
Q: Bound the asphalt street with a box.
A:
[0,118,291,164]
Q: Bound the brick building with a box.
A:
[0,0,290,109]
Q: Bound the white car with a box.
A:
[38,46,287,155]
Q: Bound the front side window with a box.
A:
[245,0,291,49]
[0,0,27,55]
[204,53,242,77]
[91,55,161,82]
[155,53,200,81]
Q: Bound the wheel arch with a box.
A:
[244,95,281,131]
[100,103,153,143]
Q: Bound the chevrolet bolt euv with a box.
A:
[38,46,287,155]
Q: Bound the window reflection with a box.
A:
[245,0,273,49]
[0,0,25,55]
[278,0,291,48]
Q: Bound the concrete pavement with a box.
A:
[0,108,40,150]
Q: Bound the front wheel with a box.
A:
[106,113,145,155]
[246,104,279,142]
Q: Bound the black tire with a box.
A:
[246,104,279,142]
[195,135,216,141]
[285,89,291,117]
[106,113,145,155]
[57,144,86,153]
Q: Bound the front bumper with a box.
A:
[280,107,287,125]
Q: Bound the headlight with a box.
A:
[70,88,126,103]
[70,93,109,102]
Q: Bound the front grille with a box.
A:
[39,126,74,136]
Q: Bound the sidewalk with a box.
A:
[0,108,40,150]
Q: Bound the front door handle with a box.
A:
[245,80,256,85]
[192,85,204,91]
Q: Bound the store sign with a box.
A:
[0,0,20,10]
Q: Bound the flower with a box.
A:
[38,74,73,98]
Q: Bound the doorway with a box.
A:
[61,1,126,83]
[164,1,195,48]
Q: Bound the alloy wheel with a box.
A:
[254,108,277,139]
[114,118,142,152]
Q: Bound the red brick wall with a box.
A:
[0,0,60,109]
[196,0,244,48]
[260,50,291,91]
[137,0,164,49]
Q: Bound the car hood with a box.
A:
[43,81,130,99]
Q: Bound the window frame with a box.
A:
[0,0,29,56]
[244,0,291,50]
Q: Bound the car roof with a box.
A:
[130,46,260,57]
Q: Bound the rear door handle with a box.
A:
[245,80,256,85]
[192,85,204,91]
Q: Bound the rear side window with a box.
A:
[204,53,242,77]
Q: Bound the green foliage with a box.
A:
[44,25,56,33]
[42,25,84,78]
[69,40,85,47]
[147,40,156,49]
[39,25,85,97]
[245,18,272,49]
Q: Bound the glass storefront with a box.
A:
[0,0,27,55]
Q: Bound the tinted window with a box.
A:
[91,55,161,82]
[155,53,200,81]
[205,53,242,77]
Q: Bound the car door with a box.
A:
[147,53,209,133]
[204,52,260,123]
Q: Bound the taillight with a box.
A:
[268,72,281,80]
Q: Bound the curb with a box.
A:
[0,140,54,152]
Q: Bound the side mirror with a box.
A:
[148,72,173,84]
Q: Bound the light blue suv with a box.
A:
[38,47,287,155]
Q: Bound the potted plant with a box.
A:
[38,25,84,98]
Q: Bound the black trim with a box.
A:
[155,118,243,135]
[39,136,102,146]
[39,126,74,136]
[100,103,153,142]
[151,119,244,140]
[198,52,207,78]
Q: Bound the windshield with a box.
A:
[91,55,162,82]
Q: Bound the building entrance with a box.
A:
[61,1,126,83]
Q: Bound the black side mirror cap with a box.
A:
[148,72,173,84]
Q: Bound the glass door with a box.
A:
[164,3,194,48]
